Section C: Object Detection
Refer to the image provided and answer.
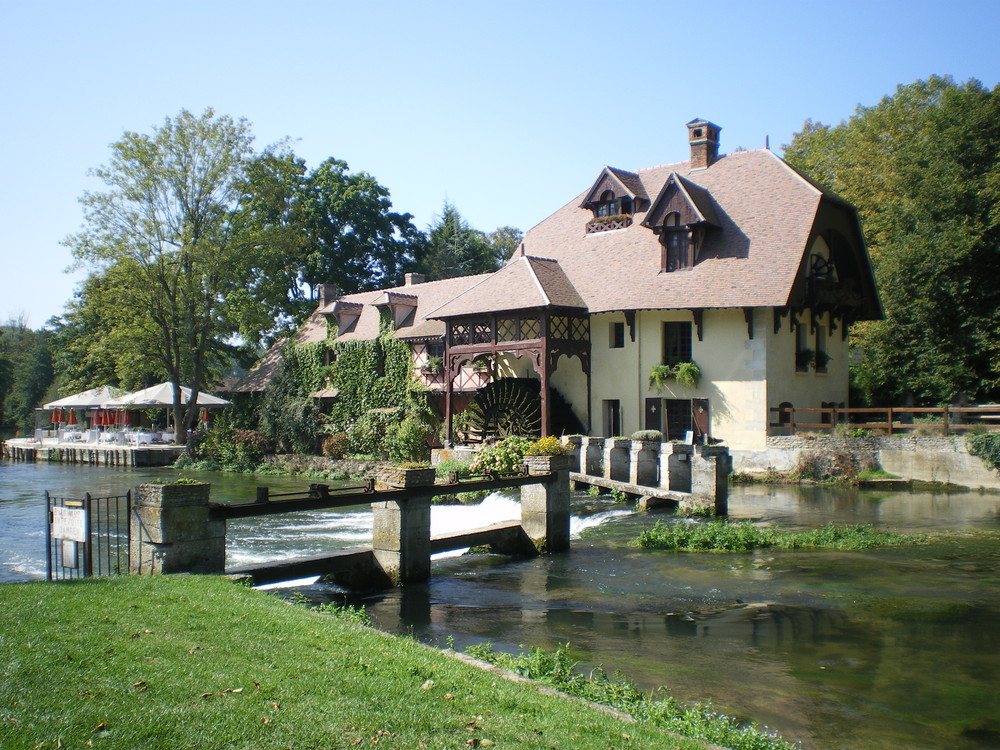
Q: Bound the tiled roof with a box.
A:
[427,256,586,319]
[326,273,495,343]
[244,144,875,391]
[524,149,826,313]
[608,167,648,201]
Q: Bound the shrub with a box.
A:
[967,431,1000,471]
[524,435,571,456]
[470,436,532,475]
[630,429,664,442]
[610,487,628,504]
[348,408,401,458]
[435,458,474,479]
[321,432,350,459]
[792,448,859,482]
[184,427,270,472]
[387,416,432,463]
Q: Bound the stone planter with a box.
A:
[372,465,436,490]
[523,453,574,475]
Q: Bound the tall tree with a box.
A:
[65,109,287,441]
[299,158,426,294]
[417,203,519,280]
[0,318,55,433]
[784,76,1000,405]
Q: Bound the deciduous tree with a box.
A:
[784,76,1000,405]
[66,109,279,441]
[299,158,426,294]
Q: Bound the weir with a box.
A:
[129,455,572,588]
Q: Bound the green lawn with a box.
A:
[0,576,706,749]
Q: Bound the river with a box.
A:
[1,461,998,749]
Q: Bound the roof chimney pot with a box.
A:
[687,119,722,170]
[404,272,426,286]
[317,284,340,307]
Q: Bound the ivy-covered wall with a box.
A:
[257,309,432,460]
[325,310,414,430]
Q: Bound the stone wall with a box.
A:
[260,454,377,477]
[732,434,1000,491]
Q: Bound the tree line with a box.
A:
[0,109,520,437]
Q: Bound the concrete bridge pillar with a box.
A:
[130,482,225,575]
[561,435,583,473]
[583,437,605,475]
[630,440,659,486]
[371,466,435,585]
[371,498,432,586]
[686,445,731,515]
[521,454,572,553]
[659,443,693,492]
[604,438,631,482]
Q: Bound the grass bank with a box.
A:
[0,576,707,750]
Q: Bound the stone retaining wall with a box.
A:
[260,454,377,477]
[733,435,1000,491]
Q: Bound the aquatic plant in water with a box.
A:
[637,519,921,552]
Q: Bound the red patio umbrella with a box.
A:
[51,409,62,424]
[93,410,104,427]
[121,410,131,427]
[66,410,78,426]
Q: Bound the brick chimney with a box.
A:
[687,119,721,170]
[317,284,339,307]
[404,273,426,286]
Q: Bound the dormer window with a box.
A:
[594,190,633,219]
[662,212,691,272]
[596,190,618,217]
[580,167,644,234]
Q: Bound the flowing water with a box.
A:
[2,462,999,749]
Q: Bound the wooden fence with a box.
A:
[769,406,1000,436]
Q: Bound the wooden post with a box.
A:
[887,407,894,436]
[942,408,950,436]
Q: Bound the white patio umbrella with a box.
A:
[105,382,230,408]
[43,385,124,410]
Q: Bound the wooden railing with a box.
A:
[769,406,1000,436]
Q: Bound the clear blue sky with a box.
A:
[2,0,997,328]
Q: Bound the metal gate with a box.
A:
[45,491,131,580]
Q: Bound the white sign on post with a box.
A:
[51,506,87,543]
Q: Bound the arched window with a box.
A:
[596,190,621,217]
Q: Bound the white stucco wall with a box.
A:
[764,309,851,437]
[586,307,852,451]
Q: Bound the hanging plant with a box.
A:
[796,348,815,371]
[648,365,674,391]
[813,351,831,371]
[421,355,443,374]
[674,361,702,388]
[649,361,702,390]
